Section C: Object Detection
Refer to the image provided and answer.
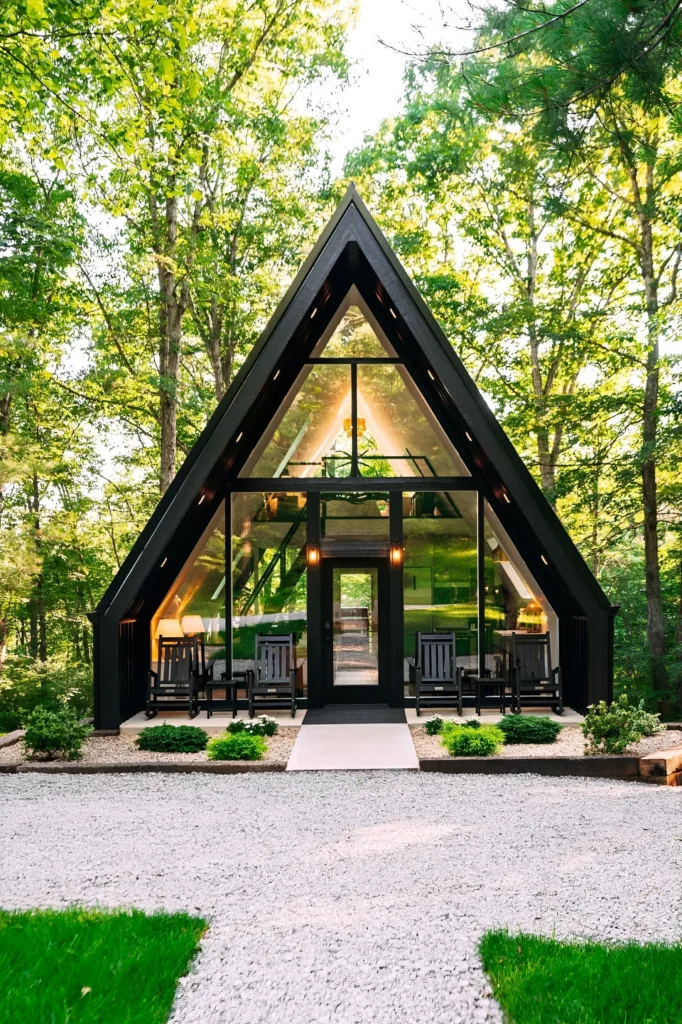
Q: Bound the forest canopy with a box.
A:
[0,0,680,715]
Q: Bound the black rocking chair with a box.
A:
[410,632,463,716]
[510,631,563,715]
[248,633,299,718]
[146,636,202,719]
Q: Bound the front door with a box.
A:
[321,558,389,704]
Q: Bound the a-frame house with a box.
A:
[90,185,617,729]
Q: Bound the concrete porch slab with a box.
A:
[120,709,305,733]
[286,723,419,771]
[404,706,584,726]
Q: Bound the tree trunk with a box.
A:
[155,194,186,495]
[634,163,667,690]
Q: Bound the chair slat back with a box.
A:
[417,633,456,683]
[157,637,197,685]
[511,632,551,683]
[255,634,296,684]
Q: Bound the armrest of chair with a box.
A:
[148,669,158,683]
[551,665,562,685]
[455,666,463,685]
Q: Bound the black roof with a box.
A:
[95,184,611,622]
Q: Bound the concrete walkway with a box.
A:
[286,723,419,770]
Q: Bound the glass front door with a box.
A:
[321,558,388,704]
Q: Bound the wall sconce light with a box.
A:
[390,543,403,567]
[307,544,320,567]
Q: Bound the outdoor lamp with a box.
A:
[390,543,404,567]
[306,544,320,567]
[181,615,206,635]
[154,617,183,639]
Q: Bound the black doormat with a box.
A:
[303,705,407,725]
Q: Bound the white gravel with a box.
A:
[1,773,681,1024]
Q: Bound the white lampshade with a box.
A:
[181,615,206,635]
[154,617,184,639]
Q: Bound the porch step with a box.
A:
[286,723,418,771]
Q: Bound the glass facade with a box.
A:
[403,492,479,693]
[483,499,559,675]
[357,364,466,477]
[321,492,390,551]
[241,302,468,480]
[231,492,307,688]
[151,502,226,673]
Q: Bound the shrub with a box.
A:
[424,715,444,735]
[424,715,480,735]
[207,733,267,761]
[441,723,504,757]
[135,725,208,753]
[497,715,562,745]
[582,694,665,754]
[23,706,92,761]
[227,715,279,737]
[0,655,93,733]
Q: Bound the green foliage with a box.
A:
[480,929,682,1024]
[424,715,444,735]
[22,705,92,760]
[0,908,205,1024]
[441,722,504,757]
[207,732,267,761]
[582,694,665,755]
[135,725,208,753]
[0,655,93,732]
[497,715,562,745]
[227,716,279,737]
[425,714,481,734]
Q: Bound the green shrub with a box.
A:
[424,715,480,735]
[441,722,504,756]
[424,715,444,735]
[23,706,92,761]
[0,654,93,733]
[135,725,208,753]
[582,693,665,754]
[497,715,562,745]
[227,715,279,737]
[207,733,267,761]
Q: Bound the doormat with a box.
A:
[303,705,407,725]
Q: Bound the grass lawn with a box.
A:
[480,930,682,1024]
[0,907,206,1023]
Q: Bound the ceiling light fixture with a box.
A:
[160,557,167,567]
[465,432,473,442]
[273,370,280,380]
[310,307,317,319]
[390,308,397,319]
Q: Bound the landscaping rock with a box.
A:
[0,773,680,1023]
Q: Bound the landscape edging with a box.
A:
[418,756,641,778]
[14,762,287,774]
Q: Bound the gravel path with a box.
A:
[1,773,681,1024]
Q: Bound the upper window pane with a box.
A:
[244,364,351,478]
[357,364,468,477]
[315,305,392,358]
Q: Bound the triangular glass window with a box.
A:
[240,297,469,479]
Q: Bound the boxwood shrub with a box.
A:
[441,723,504,757]
[497,715,562,745]
[23,706,92,761]
[207,733,266,761]
[135,725,208,753]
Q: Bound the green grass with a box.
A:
[0,907,206,1023]
[480,930,682,1024]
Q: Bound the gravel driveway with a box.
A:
[1,773,681,1024]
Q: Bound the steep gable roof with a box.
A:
[95,184,611,623]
